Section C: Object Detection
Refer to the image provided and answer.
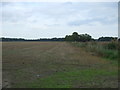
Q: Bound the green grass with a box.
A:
[14,68,118,88]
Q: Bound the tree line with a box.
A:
[1,32,119,42]
[65,32,118,42]
[1,37,64,42]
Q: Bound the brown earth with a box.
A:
[2,42,118,88]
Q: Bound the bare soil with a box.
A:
[2,42,118,88]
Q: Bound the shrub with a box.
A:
[104,42,118,50]
[72,41,118,61]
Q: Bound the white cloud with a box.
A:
[1,2,118,39]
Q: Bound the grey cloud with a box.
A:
[68,16,117,26]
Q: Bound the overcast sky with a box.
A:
[1,2,118,39]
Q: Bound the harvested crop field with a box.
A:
[2,42,118,88]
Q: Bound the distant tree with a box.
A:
[65,35,73,41]
[2,37,25,41]
[98,37,114,41]
[72,32,79,41]
[79,33,92,42]
[119,38,120,41]
[65,32,92,42]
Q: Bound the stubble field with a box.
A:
[2,42,118,88]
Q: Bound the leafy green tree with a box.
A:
[65,32,92,42]
[65,35,73,41]
[98,37,114,41]
[72,32,79,41]
[79,34,92,42]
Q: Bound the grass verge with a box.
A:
[70,41,119,61]
[13,68,118,88]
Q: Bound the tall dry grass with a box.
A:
[72,41,119,61]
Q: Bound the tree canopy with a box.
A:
[65,32,92,42]
[98,37,118,41]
